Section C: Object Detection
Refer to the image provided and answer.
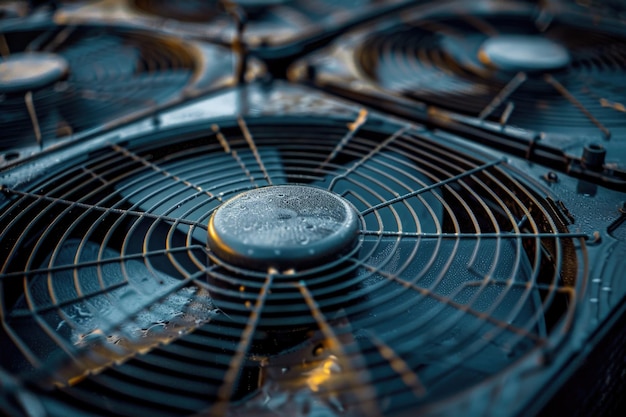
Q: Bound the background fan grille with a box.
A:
[355,11,626,140]
[0,24,198,151]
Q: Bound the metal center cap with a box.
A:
[0,52,69,94]
[479,35,571,73]
[207,185,360,271]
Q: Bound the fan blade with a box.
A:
[8,239,216,377]
[234,313,376,417]
[58,32,137,80]
[59,72,191,132]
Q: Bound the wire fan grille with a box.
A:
[132,0,222,22]
[355,9,626,139]
[565,0,626,20]
[0,116,587,416]
[114,0,411,50]
[0,24,198,151]
[130,0,392,21]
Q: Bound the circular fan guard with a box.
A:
[566,0,626,19]
[132,0,223,22]
[356,10,626,139]
[0,117,586,416]
[131,0,292,21]
[0,24,198,151]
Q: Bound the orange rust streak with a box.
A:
[0,33,9,57]
[25,91,43,148]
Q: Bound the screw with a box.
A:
[544,171,558,183]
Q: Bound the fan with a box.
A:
[291,0,626,178]
[54,0,414,57]
[130,0,294,22]
[0,22,202,153]
[0,107,589,416]
[355,6,626,140]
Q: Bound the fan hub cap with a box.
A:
[0,52,69,94]
[478,35,571,73]
[208,185,360,271]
